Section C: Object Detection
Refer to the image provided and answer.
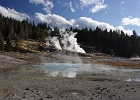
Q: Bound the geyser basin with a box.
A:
[33,63,140,82]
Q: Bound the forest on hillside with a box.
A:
[0,14,140,57]
[75,27,140,57]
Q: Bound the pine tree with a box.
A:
[0,32,4,51]
[5,35,13,51]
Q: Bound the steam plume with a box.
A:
[47,31,85,53]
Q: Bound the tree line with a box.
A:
[0,14,59,51]
[73,27,140,57]
[0,13,140,57]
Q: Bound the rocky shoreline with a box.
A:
[0,51,140,100]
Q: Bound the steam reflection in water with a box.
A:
[33,63,140,81]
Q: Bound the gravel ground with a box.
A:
[0,51,140,100]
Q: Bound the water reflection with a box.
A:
[33,63,140,82]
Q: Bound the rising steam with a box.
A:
[47,31,85,53]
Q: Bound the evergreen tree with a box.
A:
[1,13,140,57]
[5,35,13,51]
[0,32,4,51]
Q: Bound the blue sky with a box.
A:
[0,0,140,35]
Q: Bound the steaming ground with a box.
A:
[47,31,85,53]
[0,51,140,100]
[33,63,140,81]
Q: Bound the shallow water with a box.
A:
[33,63,140,82]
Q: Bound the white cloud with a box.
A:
[122,17,140,26]
[80,0,107,13]
[69,2,76,12]
[75,17,115,31]
[29,0,44,5]
[35,13,74,29]
[0,5,30,21]
[120,1,124,5]
[90,2,107,13]
[120,1,125,10]
[62,2,76,12]
[117,26,132,35]
[35,13,132,34]
[80,0,101,7]
[29,0,54,14]
[75,2,79,9]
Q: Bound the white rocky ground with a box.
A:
[0,51,140,100]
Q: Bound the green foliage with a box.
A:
[4,36,13,51]
[0,32,5,51]
[75,28,140,57]
[1,13,140,57]
[0,14,51,41]
[50,27,60,37]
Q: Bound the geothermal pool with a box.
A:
[33,63,140,82]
